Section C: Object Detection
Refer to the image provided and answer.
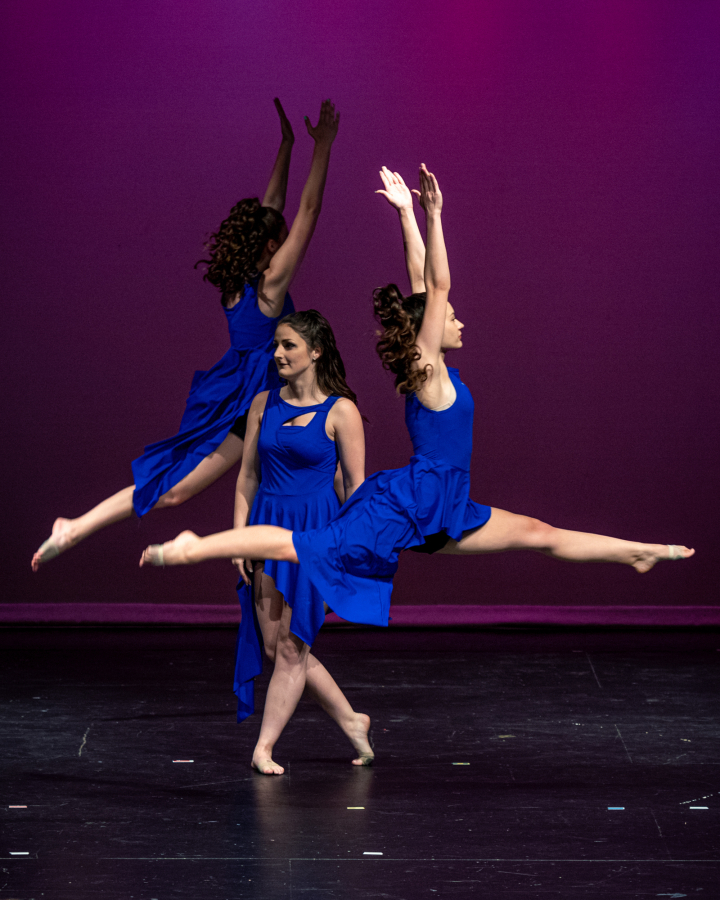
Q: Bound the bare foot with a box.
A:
[31,518,77,571]
[633,544,695,574]
[347,713,374,766]
[251,755,285,776]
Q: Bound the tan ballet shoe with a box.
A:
[36,538,61,563]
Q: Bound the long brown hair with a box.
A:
[278,310,361,408]
[196,198,285,306]
[373,284,429,394]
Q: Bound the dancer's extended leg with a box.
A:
[439,507,694,572]
[253,565,373,773]
[140,525,298,568]
[32,434,244,570]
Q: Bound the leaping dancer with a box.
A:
[32,99,339,570]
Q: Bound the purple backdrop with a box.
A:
[2,0,719,613]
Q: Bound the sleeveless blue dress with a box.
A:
[131,279,293,516]
[292,367,491,636]
[234,389,341,720]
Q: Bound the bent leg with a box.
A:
[253,567,373,769]
[33,433,244,571]
[304,656,373,767]
[438,507,694,573]
[154,433,244,508]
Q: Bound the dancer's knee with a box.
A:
[274,633,306,669]
[156,486,190,508]
[521,517,556,550]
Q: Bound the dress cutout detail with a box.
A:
[234,390,340,719]
[292,367,491,637]
[131,279,293,516]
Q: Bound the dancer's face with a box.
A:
[441,304,464,351]
[273,324,316,380]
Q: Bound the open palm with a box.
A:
[376,166,413,210]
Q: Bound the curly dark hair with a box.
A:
[277,310,361,409]
[196,198,286,306]
[373,284,429,394]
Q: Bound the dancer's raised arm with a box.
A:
[262,98,295,213]
[376,166,426,293]
[259,100,340,315]
[414,165,449,361]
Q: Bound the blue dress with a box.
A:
[234,389,341,720]
[131,279,294,517]
[292,367,492,636]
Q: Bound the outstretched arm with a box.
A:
[259,99,340,310]
[414,164,450,366]
[376,166,426,294]
[262,98,294,213]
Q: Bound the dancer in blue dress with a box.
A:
[233,309,371,774]
[139,165,694,640]
[32,98,340,570]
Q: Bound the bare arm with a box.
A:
[327,399,365,503]
[258,99,340,314]
[376,166,426,294]
[415,165,450,366]
[262,98,294,213]
[232,392,267,584]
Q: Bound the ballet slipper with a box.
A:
[352,753,374,767]
[36,538,61,564]
[147,544,165,567]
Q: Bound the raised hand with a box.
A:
[416,163,443,215]
[273,97,294,144]
[376,166,414,211]
[304,99,340,146]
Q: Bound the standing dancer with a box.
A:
[139,165,693,641]
[32,98,340,570]
[233,310,372,774]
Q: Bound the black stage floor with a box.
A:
[2,625,719,898]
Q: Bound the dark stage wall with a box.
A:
[2,0,719,614]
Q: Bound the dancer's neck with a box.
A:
[281,373,328,407]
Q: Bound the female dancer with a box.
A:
[233,309,372,774]
[31,98,340,570]
[139,165,694,643]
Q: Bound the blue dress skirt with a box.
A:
[292,367,492,638]
[131,279,293,517]
[234,390,341,720]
